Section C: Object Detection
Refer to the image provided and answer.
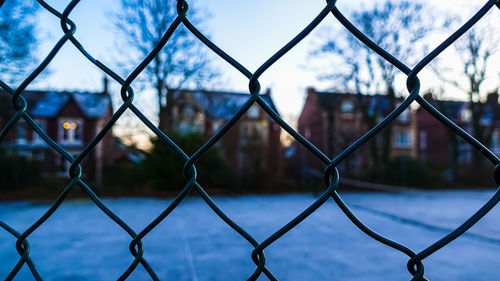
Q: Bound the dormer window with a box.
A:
[59,118,83,145]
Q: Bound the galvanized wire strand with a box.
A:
[0,0,499,280]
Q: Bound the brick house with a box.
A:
[163,88,282,189]
[0,79,114,185]
[297,87,416,178]
[417,91,500,178]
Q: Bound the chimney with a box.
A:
[102,76,109,95]
[423,91,434,103]
[487,90,499,105]
[307,87,316,97]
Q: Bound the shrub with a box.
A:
[0,148,42,189]
[142,132,230,190]
[365,155,442,187]
[384,155,445,187]
[103,162,147,188]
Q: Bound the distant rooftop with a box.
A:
[0,90,111,118]
[168,88,280,119]
[310,89,404,117]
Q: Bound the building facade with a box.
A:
[297,87,417,178]
[417,92,500,177]
[163,88,282,189]
[0,80,114,185]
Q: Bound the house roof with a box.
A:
[435,100,500,125]
[418,90,500,127]
[314,90,400,117]
[0,90,111,119]
[438,100,466,120]
[168,89,280,119]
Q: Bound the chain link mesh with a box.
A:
[1,0,500,280]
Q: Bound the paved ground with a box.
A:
[1,190,500,280]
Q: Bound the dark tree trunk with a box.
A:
[157,79,168,133]
[470,100,487,165]
[381,86,396,164]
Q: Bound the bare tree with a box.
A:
[311,0,435,167]
[436,24,499,164]
[112,0,218,132]
[0,0,38,85]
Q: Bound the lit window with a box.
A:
[394,129,413,148]
[59,119,83,145]
[248,105,260,119]
[340,100,355,113]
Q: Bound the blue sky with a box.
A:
[32,0,499,129]
[33,0,333,122]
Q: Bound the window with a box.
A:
[340,100,355,113]
[33,150,45,162]
[493,131,500,149]
[18,150,32,159]
[248,105,260,119]
[304,128,311,139]
[212,120,223,133]
[59,119,83,145]
[240,123,249,138]
[33,119,47,143]
[58,155,71,177]
[240,122,267,144]
[458,141,472,163]
[399,109,410,122]
[461,109,472,122]
[419,131,427,150]
[481,113,493,126]
[16,121,27,144]
[183,105,194,116]
[394,129,413,148]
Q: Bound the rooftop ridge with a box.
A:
[169,88,272,96]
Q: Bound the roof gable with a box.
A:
[31,91,71,117]
[72,92,110,118]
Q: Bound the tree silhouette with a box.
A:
[112,0,218,132]
[0,0,38,85]
[311,0,435,167]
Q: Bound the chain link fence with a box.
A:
[1,0,500,280]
